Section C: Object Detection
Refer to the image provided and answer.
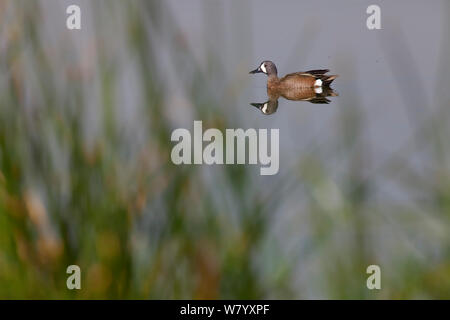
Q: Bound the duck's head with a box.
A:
[250,99,279,115]
[249,61,277,76]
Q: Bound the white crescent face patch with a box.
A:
[260,63,267,74]
[262,103,269,113]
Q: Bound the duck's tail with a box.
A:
[305,69,338,87]
[321,74,338,86]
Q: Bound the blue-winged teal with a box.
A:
[250,60,338,90]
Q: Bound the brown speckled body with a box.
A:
[267,73,318,90]
[268,85,336,101]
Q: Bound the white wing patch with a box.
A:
[260,63,267,74]
[314,79,323,87]
[314,87,323,94]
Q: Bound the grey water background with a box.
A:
[1,0,449,298]
[169,0,444,179]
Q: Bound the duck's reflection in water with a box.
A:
[251,86,338,115]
